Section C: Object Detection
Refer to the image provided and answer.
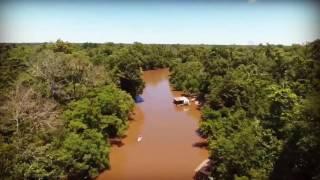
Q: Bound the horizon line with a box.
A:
[0,40,315,46]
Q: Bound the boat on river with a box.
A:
[194,159,213,180]
[173,96,190,105]
[137,136,143,142]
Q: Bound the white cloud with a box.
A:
[248,0,257,3]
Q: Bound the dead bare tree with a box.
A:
[30,50,67,98]
[6,83,61,134]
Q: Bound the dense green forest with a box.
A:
[170,41,320,179]
[1,39,319,179]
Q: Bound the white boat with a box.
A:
[173,96,190,105]
[194,159,212,179]
[137,136,143,142]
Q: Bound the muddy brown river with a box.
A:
[98,69,208,180]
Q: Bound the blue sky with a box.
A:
[0,0,319,44]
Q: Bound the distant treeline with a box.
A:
[0,39,319,179]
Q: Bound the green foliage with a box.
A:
[1,40,320,179]
[271,94,320,179]
[200,109,282,179]
[0,45,28,94]
[0,139,16,178]
[175,42,320,179]
[14,143,63,179]
[0,41,137,179]
[31,50,111,102]
[7,85,133,180]
[54,39,73,54]
[64,85,134,137]
[264,85,299,138]
[170,60,204,94]
[12,129,110,179]
[108,48,145,97]
[55,129,109,179]
[308,39,320,61]
[50,85,134,178]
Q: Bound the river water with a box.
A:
[98,68,208,180]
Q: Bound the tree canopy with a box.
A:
[1,39,319,179]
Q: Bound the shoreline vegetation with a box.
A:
[1,39,320,179]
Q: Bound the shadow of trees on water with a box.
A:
[110,138,125,147]
[192,141,209,149]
